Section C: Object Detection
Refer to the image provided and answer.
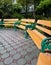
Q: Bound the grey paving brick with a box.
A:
[0,62,4,65]
[20,50,27,56]
[4,57,13,64]
[26,48,33,52]
[31,59,37,65]
[0,47,4,50]
[17,58,26,65]
[25,55,32,61]
[10,50,16,55]
[0,49,6,54]
[7,47,13,51]
[10,63,17,65]
[17,48,23,52]
[25,64,31,65]
[1,53,9,59]
[5,45,10,48]
[13,53,21,60]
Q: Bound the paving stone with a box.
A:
[7,47,13,51]
[10,50,16,55]
[1,53,9,59]
[0,47,4,50]
[27,48,33,52]
[0,49,6,54]
[13,53,21,60]
[5,45,10,48]
[0,62,4,65]
[23,46,29,49]
[17,48,23,52]
[4,57,13,64]
[20,50,27,56]
[0,45,2,47]
[25,55,32,61]
[11,44,16,46]
[17,58,26,65]
[10,63,17,65]
[31,59,37,65]
[3,43,8,46]
[25,64,31,65]
[31,46,37,50]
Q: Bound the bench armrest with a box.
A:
[14,21,21,26]
[25,23,36,30]
[41,37,51,53]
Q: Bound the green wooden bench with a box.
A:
[3,19,18,27]
[14,19,35,38]
[27,20,51,52]
[0,19,18,28]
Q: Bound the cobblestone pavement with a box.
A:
[0,28,40,65]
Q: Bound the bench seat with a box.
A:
[37,52,51,65]
[15,19,35,29]
[27,29,46,49]
[16,25,25,30]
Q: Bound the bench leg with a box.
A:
[0,25,4,29]
[25,31,28,39]
[14,24,17,31]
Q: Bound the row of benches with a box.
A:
[14,19,51,65]
[0,19,51,52]
[0,19,34,27]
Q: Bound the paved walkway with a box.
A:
[0,29,40,65]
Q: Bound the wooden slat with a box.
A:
[4,19,18,22]
[27,29,46,49]
[36,25,51,35]
[4,22,15,24]
[16,25,25,30]
[37,53,51,65]
[21,19,35,23]
[21,22,31,26]
[37,20,51,27]
[3,24,14,26]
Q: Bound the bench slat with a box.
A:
[27,29,46,49]
[4,19,18,22]
[37,20,51,27]
[4,22,15,24]
[21,22,31,25]
[36,25,51,35]
[16,25,25,30]
[37,53,51,65]
[3,24,14,26]
[21,19,35,23]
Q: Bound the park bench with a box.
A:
[14,19,35,29]
[14,19,35,37]
[37,52,51,65]
[3,19,18,27]
[27,20,51,52]
[0,19,18,28]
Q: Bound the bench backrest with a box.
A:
[21,19,35,23]
[4,19,18,23]
[37,53,51,65]
[35,20,51,36]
